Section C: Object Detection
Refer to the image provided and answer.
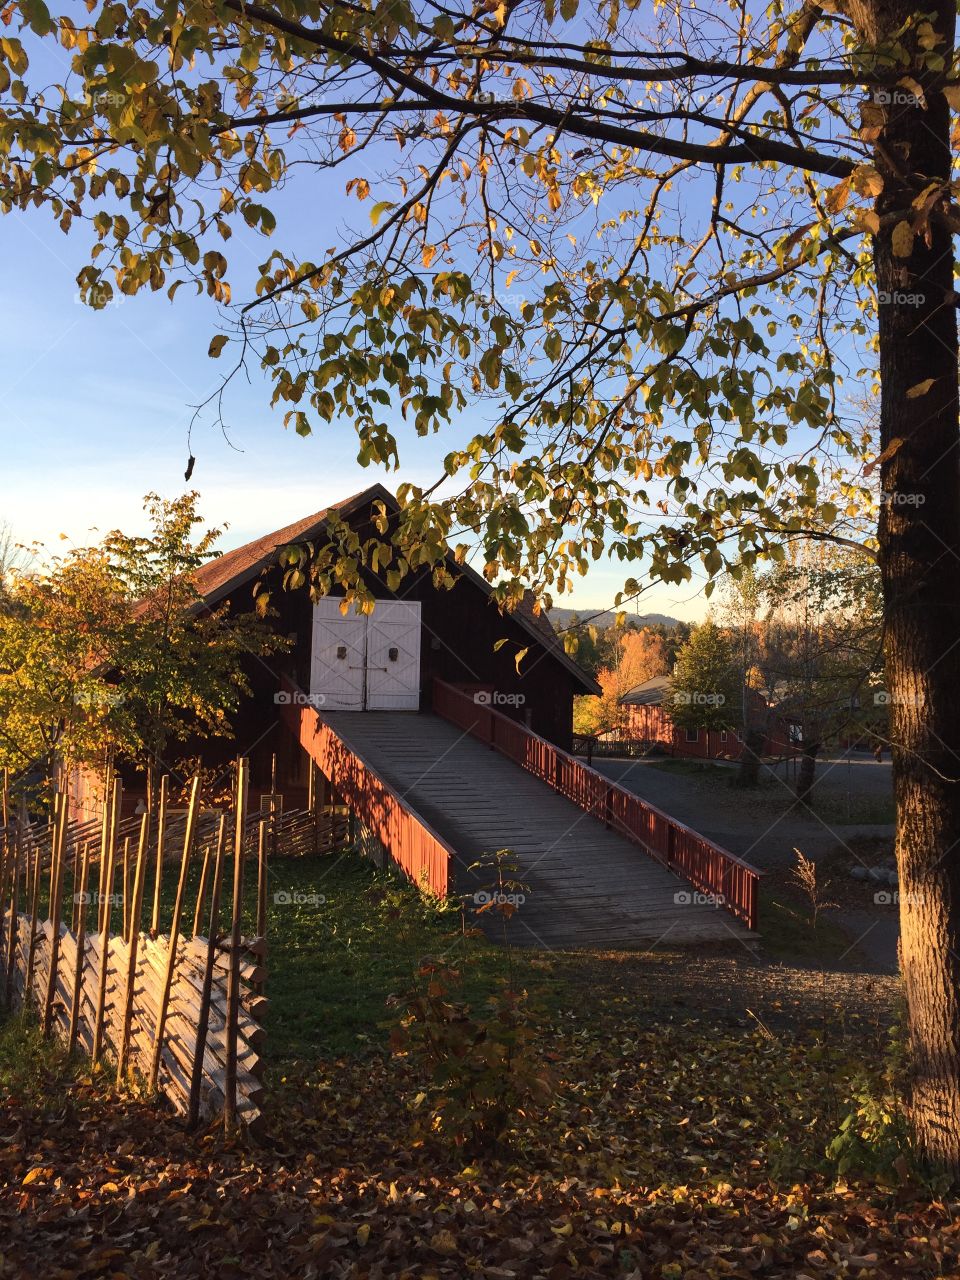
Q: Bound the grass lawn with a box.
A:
[261,852,562,1059]
[648,758,896,824]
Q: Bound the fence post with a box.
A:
[42,798,69,1036]
[68,839,91,1053]
[224,758,249,1132]
[24,834,43,1004]
[5,824,21,1006]
[150,775,169,936]
[192,837,213,939]
[117,811,150,1082]
[147,776,201,1095]
[187,813,228,1129]
[92,781,120,1062]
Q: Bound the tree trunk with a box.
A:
[796,740,820,807]
[863,0,960,1172]
[736,727,766,788]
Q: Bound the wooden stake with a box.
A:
[121,837,131,942]
[117,812,150,1082]
[95,764,113,932]
[256,817,268,945]
[147,776,201,1095]
[97,775,119,935]
[187,813,228,1129]
[68,839,91,1053]
[1,767,9,831]
[192,836,214,938]
[24,835,42,1003]
[150,775,169,936]
[224,758,249,1131]
[42,795,69,1036]
[5,824,21,1007]
[92,779,122,1063]
[0,831,9,987]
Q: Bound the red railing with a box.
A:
[432,679,761,931]
[280,679,453,897]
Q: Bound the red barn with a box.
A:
[620,674,801,761]
[66,484,599,819]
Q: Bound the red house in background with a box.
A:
[619,675,801,761]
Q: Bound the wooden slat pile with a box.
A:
[2,912,266,1125]
[0,760,355,1130]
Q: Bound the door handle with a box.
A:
[336,645,347,660]
[388,647,399,662]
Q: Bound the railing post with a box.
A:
[604,786,613,829]
[666,824,675,868]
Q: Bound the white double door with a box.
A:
[309,599,422,710]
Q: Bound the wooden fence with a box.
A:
[433,680,762,931]
[0,763,350,1128]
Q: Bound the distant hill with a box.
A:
[547,607,683,632]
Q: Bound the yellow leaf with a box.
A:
[824,179,849,214]
[208,333,228,358]
[422,243,436,268]
[22,1167,54,1185]
[907,378,935,398]
[356,1223,371,1246]
[944,85,960,110]
[849,164,884,198]
[891,220,914,258]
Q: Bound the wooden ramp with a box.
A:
[324,712,751,950]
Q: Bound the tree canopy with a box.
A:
[0,493,283,794]
[0,0,883,606]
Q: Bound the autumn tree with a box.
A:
[761,546,885,802]
[0,494,284,805]
[104,492,286,801]
[668,621,742,735]
[0,546,129,793]
[587,626,668,733]
[4,0,960,1166]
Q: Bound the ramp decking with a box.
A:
[324,711,751,950]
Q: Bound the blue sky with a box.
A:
[1,176,716,622]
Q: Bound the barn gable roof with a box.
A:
[621,674,673,706]
[192,483,600,695]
